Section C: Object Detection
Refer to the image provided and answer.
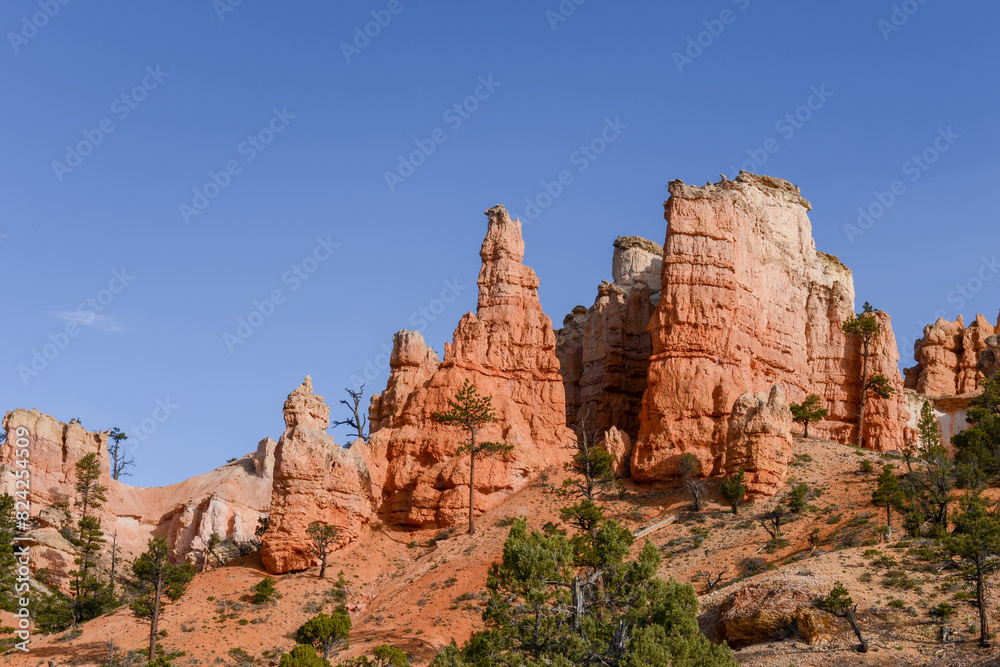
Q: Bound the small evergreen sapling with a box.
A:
[789,394,828,438]
[720,469,747,515]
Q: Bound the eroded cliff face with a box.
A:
[260,376,375,574]
[556,236,662,441]
[0,409,273,583]
[631,173,911,482]
[368,205,572,527]
[904,313,999,396]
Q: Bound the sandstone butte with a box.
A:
[626,173,911,485]
[367,204,574,527]
[0,408,273,582]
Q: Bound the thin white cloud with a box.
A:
[50,311,128,333]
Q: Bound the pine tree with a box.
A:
[307,522,338,578]
[900,405,953,536]
[0,494,16,611]
[720,469,747,515]
[108,426,134,480]
[871,465,904,533]
[562,412,615,502]
[435,518,735,665]
[942,493,1000,648]
[954,376,1000,479]
[433,380,512,535]
[131,536,195,663]
[842,303,894,448]
[295,606,351,661]
[70,453,113,623]
[789,394,828,438]
[819,582,868,652]
[332,385,370,445]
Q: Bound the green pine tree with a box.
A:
[433,380,512,535]
[131,536,196,664]
[296,606,351,661]
[942,493,1000,648]
[789,394,828,438]
[954,376,1000,480]
[720,469,747,515]
[819,582,868,652]
[871,465,904,532]
[432,518,735,665]
[842,303,894,449]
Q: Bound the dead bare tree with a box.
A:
[704,570,726,593]
[757,506,786,550]
[679,453,706,511]
[332,385,369,445]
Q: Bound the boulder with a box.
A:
[716,580,842,648]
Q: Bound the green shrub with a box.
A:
[252,577,278,605]
[859,459,874,473]
[788,483,809,513]
[931,602,955,619]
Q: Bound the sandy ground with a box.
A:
[6,438,1000,666]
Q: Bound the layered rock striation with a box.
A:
[556,236,662,441]
[261,377,375,574]
[904,313,999,396]
[368,205,572,527]
[632,173,910,482]
[0,409,273,583]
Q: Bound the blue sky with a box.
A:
[2,0,998,487]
